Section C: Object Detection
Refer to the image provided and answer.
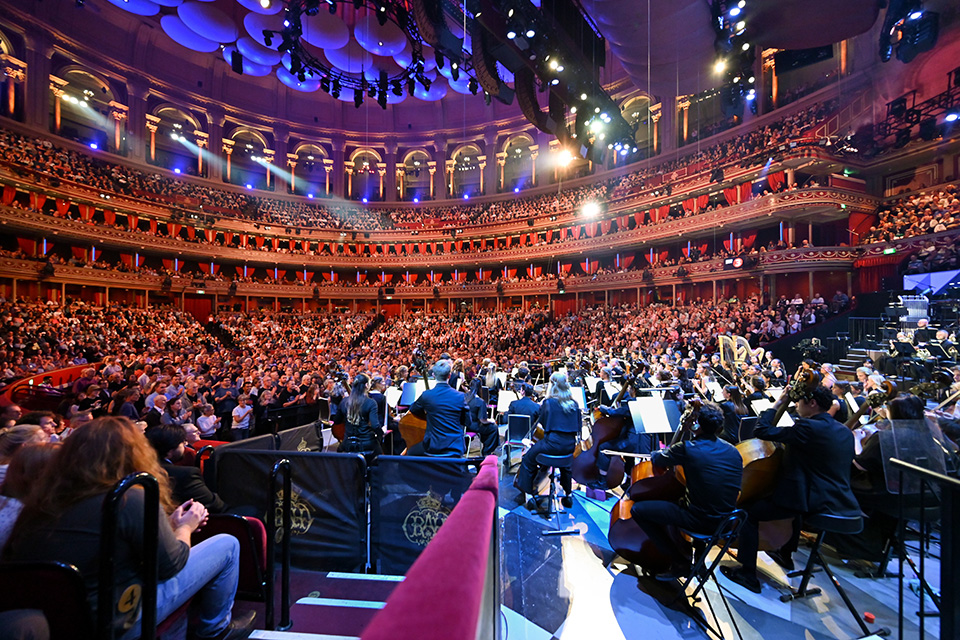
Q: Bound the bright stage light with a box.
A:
[582,202,600,218]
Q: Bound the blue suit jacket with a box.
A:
[410,382,466,456]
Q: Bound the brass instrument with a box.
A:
[910,369,954,400]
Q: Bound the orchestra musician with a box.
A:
[504,382,540,426]
[334,373,382,459]
[629,403,743,581]
[514,372,580,507]
[406,360,467,457]
[718,385,749,443]
[464,378,500,457]
[721,385,860,593]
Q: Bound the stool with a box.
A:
[535,453,578,536]
[674,510,747,640]
[780,513,882,637]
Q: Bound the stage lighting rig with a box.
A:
[879,1,939,63]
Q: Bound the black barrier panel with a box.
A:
[369,456,478,575]
[277,422,322,452]
[266,404,321,433]
[203,433,278,490]
[216,450,367,572]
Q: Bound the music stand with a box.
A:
[750,400,795,426]
[627,397,681,435]
[398,381,426,407]
[892,341,916,357]
[570,386,588,413]
[385,387,402,409]
[496,390,519,415]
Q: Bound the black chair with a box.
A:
[779,513,882,637]
[673,510,748,640]
[738,417,758,441]
[535,453,578,536]
[501,414,532,469]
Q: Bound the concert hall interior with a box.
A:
[3,0,960,638]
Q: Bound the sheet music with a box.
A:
[750,400,794,427]
[845,392,868,426]
[454,377,463,392]
[497,390,519,413]
[767,387,783,402]
[571,386,588,412]
[706,381,725,402]
[495,372,508,388]
[649,376,661,387]
[585,376,601,393]
[627,397,674,434]
[605,382,622,398]
[385,387,403,409]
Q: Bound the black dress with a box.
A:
[335,396,382,458]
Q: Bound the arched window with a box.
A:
[400,150,431,201]
[621,96,655,158]
[349,149,382,201]
[291,143,328,196]
[53,68,116,150]
[451,144,481,198]
[152,105,203,176]
[228,128,271,190]
[502,134,534,192]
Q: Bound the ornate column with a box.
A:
[376,163,387,200]
[206,111,224,180]
[195,131,209,176]
[108,102,129,154]
[548,139,560,182]
[445,159,455,196]
[22,34,52,128]
[477,156,486,194]
[322,158,334,194]
[396,164,405,199]
[222,139,235,182]
[427,161,437,198]
[49,76,68,134]
[384,138,398,202]
[145,114,161,163]
[648,102,662,155]
[344,161,355,198]
[432,139,447,200]
[483,130,498,195]
[286,153,298,192]
[529,145,539,186]
[331,137,346,197]
[126,81,149,161]
[262,149,275,188]
[762,48,778,111]
[1,55,26,119]
[677,96,691,145]
[496,152,506,191]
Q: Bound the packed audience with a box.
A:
[864,184,960,244]
[0,98,836,234]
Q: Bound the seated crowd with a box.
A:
[0,99,837,234]
[863,184,960,244]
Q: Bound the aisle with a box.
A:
[497,475,938,640]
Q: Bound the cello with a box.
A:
[397,351,432,452]
[607,399,702,575]
[570,375,636,490]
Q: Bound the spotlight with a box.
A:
[909,10,923,20]
[730,7,741,17]
[451,65,459,81]
[463,193,469,200]
[714,59,726,74]
[582,201,600,217]
[413,197,419,203]
[435,50,444,69]
[263,30,273,46]
[570,106,577,114]
[170,133,179,141]
[741,42,750,51]
[354,88,363,107]
[919,117,939,140]
[514,187,520,193]
[321,77,330,93]
[526,28,535,38]
[549,59,558,70]
[550,78,559,85]
[468,78,478,94]
[332,78,341,98]
[392,81,402,96]
[407,78,416,95]
[556,65,564,72]
[174,168,181,174]
[946,112,959,122]
[362,197,368,203]
[89,142,98,150]
[260,0,271,8]
[507,30,517,39]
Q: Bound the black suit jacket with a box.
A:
[507,397,541,425]
[410,382,466,456]
[755,409,859,517]
[161,462,228,514]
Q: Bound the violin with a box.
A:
[607,399,701,574]
[844,379,898,430]
[570,375,636,490]
[397,350,432,452]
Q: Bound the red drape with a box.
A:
[304,272,314,282]
[205,229,215,242]
[103,210,116,226]
[635,210,646,226]
[225,232,234,244]
[697,194,709,208]
[560,263,572,273]
[78,205,94,221]
[848,212,878,244]
[682,199,695,212]
[187,227,195,240]
[240,234,248,247]
[723,187,738,205]
[55,199,70,217]
[739,182,752,202]
[71,246,86,260]
[768,171,785,192]
[235,266,244,276]
[16,238,36,256]
[621,255,634,268]
[600,220,612,234]
[31,193,46,210]
[149,219,158,235]
[255,236,264,248]
[742,231,757,248]
[275,269,286,280]
[120,254,132,267]
[2,186,14,205]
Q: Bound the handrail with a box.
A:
[890,458,960,490]
[265,459,292,631]
[1,361,102,404]
[98,472,160,640]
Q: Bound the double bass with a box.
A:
[607,399,702,575]
[571,375,636,490]
[397,351,432,452]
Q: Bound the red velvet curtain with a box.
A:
[739,182,752,202]
[2,186,15,205]
[768,171,785,192]
[103,210,116,226]
[723,187,738,205]
[17,238,36,256]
